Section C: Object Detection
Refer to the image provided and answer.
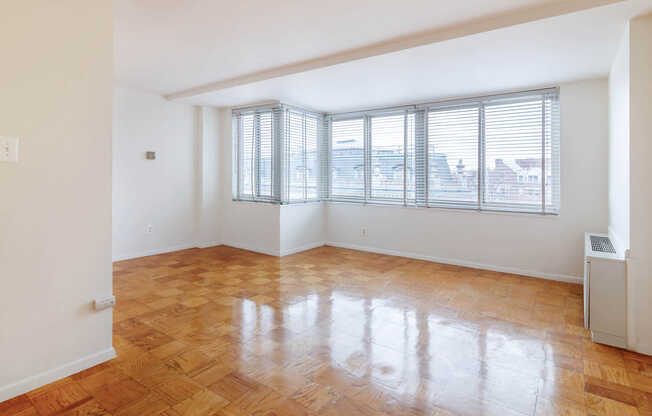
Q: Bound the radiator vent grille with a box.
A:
[590,236,616,253]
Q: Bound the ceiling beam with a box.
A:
[165,0,624,101]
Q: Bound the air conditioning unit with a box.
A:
[584,232,627,348]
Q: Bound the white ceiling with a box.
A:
[114,0,650,112]
[115,0,570,93]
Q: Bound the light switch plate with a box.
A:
[94,296,116,311]
[0,136,19,163]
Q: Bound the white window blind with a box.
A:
[232,88,560,214]
[325,88,560,214]
[330,118,365,199]
[369,112,416,202]
[284,110,321,202]
[233,108,279,202]
[370,114,405,201]
[484,98,541,212]
[258,112,274,199]
[239,113,255,198]
[233,105,324,204]
[427,106,479,208]
[481,93,559,213]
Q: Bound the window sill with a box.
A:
[232,198,559,218]
[326,199,560,219]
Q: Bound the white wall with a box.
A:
[197,107,222,248]
[218,109,281,256]
[112,87,198,260]
[280,203,327,255]
[627,13,652,355]
[608,26,630,254]
[327,79,609,282]
[0,1,114,400]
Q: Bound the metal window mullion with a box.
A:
[403,111,407,206]
[424,109,429,206]
[326,118,333,200]
[283,110,290,204]
[235,115,241,200]
[541,98,546,214]
[252,114,258,200]
[552,95,561,213]
[286,110,290,203]
[478,104,486,210]
[273,109,282,203]
[303,113,307,202]
[364,115,372,203]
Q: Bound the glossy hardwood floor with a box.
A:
[3,246,652,416]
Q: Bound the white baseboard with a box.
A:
[223,241,326,257]
[112,240,581,284]
[197,240,222,249]
[630,341,652,356]
[113,243,198,262]
[0,347,116,402]
[326,241,582,284]
[280,241,326,257]
[221,242,281,257]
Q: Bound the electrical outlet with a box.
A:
[0,136,19,163]
[361,228,368,237]
[94,296,115,311]
[147,224,153,234]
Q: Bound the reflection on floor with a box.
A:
[3,245,652,416]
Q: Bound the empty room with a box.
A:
[2,0,652,415]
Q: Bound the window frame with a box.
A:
[232,104,325,205]
[232,107,280,203]
[328,114,367,202]
[231,88,560,215]
[284,109,322,203]
[325,88,560,214]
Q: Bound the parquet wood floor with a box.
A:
[3,245,652,415]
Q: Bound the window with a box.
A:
[233,109,278,202]
[330,118,365,199]
[369,113,415,202]
[232,88,560,214]
[232,105,323,204]
[427,106,479,208]
[285,110,321,202]
[325,88,560,214]
[483,95,559,213]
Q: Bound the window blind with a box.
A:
[483,98,542,212]
[232,107,280,202]
[369,113,415,202]
[325,88,560,213]
[284,110,321,202]
[233,104,324,204]
[427,105,479,208]
[232,88,560,214]
[330,118,365,199]
[481,92,559,213]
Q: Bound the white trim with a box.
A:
[197,240,222,249]
[280,241,326,256]
[326,241,582,284]
[112,243,199,262]
[221,242,281,257]
[608,225,628,258]
[113,241,582,283]
[629,340,652,356]
[0,347,116,402]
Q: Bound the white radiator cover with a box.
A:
[584,232,627,348]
